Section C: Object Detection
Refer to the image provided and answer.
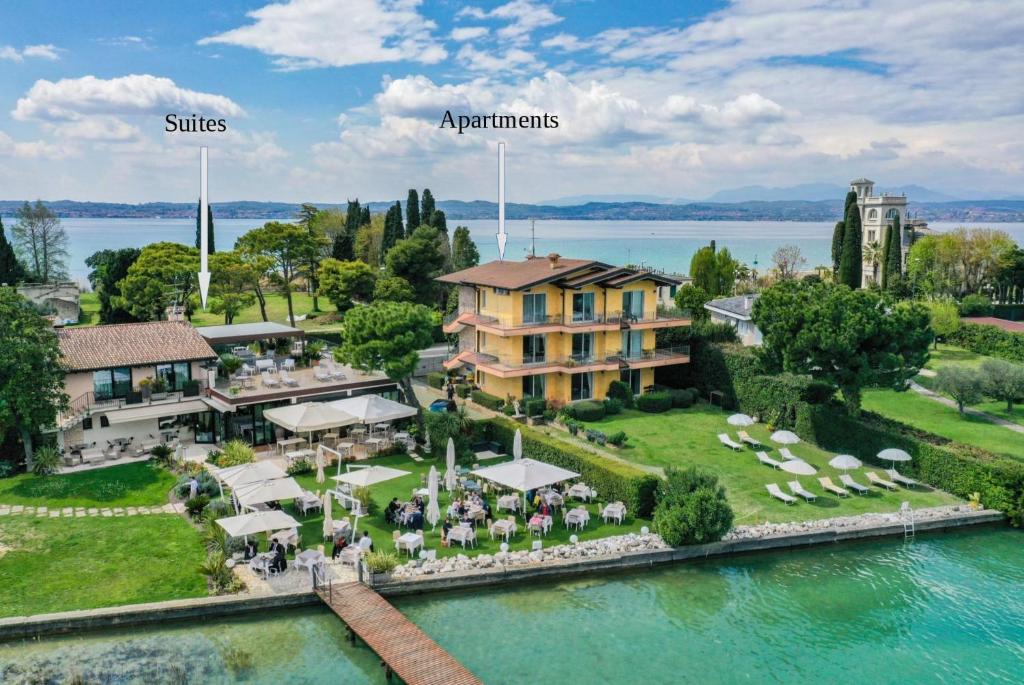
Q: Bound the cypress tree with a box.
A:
[393,201,404,240]
[0,216,27,285]
[345,200,362,236]
[838,198,862,288]
[430,209,447,233]
[332,231,354,261]
[360,205,370,226]
[194,199,216,254]
[831,221,845,278]
[406,189,420,231]
[421,189,435,224]
[843,190,858,218]
[883,214,902,290]
[382,204,399,253]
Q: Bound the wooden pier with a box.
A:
[316,581,482,685]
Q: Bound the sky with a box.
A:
[0,0,1022,204]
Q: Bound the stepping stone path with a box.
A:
[0,502,187,519]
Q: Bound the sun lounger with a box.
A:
[718,434,743,451]
[766,483,796,505]
[787,480,816,502]
[280,370,299,387]
[866,471,898,491]
[756,451,782,469]
[261,371,280,388]
[314,366,331,382]
[818,477,849,497]
[886,469,919,488]
[779,448,801,461]
[839,474,869,494]
[737,430,762,448]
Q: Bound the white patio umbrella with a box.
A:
[426,465,440,530]
[444,438,457,492]
[213,461,287,490]
[878,448,912,467]
[727,413,755,427]
[771,430,801,445]
[264,402,358,451]
[234,477,304,510]
[471,458,580,512]
[780,459,817,476]
[322,491,334,540]
[315,446,326,484]
[216,509,300,538]
[331,465,411,488]
[513,429,523,462]
[328,394,417,424]
[829,454,863,471]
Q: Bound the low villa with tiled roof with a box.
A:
[437,254,691,404]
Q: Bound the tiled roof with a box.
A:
[961,317,1024,334]
[705,294,759,320]
[437,256,598,289]
[57,321,218,371]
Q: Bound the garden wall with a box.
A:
[796,404,1024,523]
[480,417,660,517]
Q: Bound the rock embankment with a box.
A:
[722,504,974,541]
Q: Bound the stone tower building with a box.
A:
[849,178,920,288]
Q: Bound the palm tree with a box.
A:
[863,241,883,285]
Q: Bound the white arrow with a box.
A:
[198,146,211,309]
[496,141,507,260]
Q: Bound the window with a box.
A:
[886,208,899,220]
[572,292,595,322]
[571,372,593,401]
[93,367,131,401]
[623,290,644,320]
[620,369,641,395]
[868,230,876,242]
[522,374,546,398]
[867,209,878,220]
[82,417,93,431]
[622,330,643,359]
[522,293,547,324]
[156,362,191,391]
[522,335,546,364]
[494,288,510,296]
[571,333,594,362]
[99,415,110,428]
[479,288,487,310]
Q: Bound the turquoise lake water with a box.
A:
[59,218,1024,282]
[2,527,1021,684]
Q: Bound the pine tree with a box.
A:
[360,205,371,226]
[421,189,435,224]
[882,214,903,290]
[831,221,845,278]
[406,189,420,231]
[451,226,479,271]
[0,216,27,285]
[430,209,447,233]
[332,231,354,261]
[838,198,863,288]
[194,198,216,253]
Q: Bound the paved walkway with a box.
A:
[908,380,1024,434]
[0,502,186,518]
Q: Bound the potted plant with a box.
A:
[138,377,153,400]
[364,550,400,585]
[150,376,169,400]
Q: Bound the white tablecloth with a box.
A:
[448,526,476,548]
[396,532,423,555]
[568,483,594,501]
[490,519,517,539]
[497,495,520,511]
[565,507,590,529]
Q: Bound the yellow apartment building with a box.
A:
[438,254,691,405]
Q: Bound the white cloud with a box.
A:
[0,130,73,159]
[457,44,542,73]
[199,0,447,69]
[541,33,583,51]
[450,26,488,42]
[0,44,61,62]
[456,1,561,43]
[49,117,143,142]
[12,74,244,122]
[375,75,494,118]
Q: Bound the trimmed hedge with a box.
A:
[525,397,546,417]
[606,380,634,408]
[426,372,446,389]
[948,323,1024,364]
[636,391,672,413]
[471,389,505,410]
[455,383,471,399]
[483,417,660,517]
[796,403,1024,523]
[668,388,694,408]
[603,397,624,415]
[566,400,606,422]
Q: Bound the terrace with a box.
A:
[442,307,691,337]
[207,363,395,407]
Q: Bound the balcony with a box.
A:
[58,382,209,430]
[615,346,691,369]
[207,364,391,406]
[622,306,692,329]
[445,349,621,378]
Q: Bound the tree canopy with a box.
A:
[0,217,27,286]
[373,274,416,302]
[236,221,326,327]
[906,228,1016,299]
[194,199,215,254]
[934,366,983,414]
[116,242,198,321]
[450,226,479,271]
[318,258,376,312]
[421,189,436,225]
[689,243,737,297]
[406,189,420,234]
[385,225,447,306]
[674,284,710,322]
[881,214,902,290]
[838,199,862,288]
[85,248,140,324]
[10,200,68,283]
[208,250,257,324]
[752,279,932,413]
[979,359,1024,414]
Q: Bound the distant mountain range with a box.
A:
[2,197,1023,222]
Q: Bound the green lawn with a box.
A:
[0,462,176,508]
[274,453,648,560]
[916,344,1024,427]
[862,388,1024,461]
[564,405,959,525]
[78,291,100,325]
[0,515,207,618]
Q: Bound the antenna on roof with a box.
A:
[530,219,536,258]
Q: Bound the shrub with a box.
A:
[949,323,1024,364]
[483,417,660,517]
[203,499,231,521]
[606,380,634,408]
[199,550,240,594]
[185,494,211,519]
[607,430,628,447]
[149,443,173,466]
[542,408,556,422]
[525,397,547,417]
[424,410,469,457]
[426,372,446,389]
[365,550,400,574]
[502,403,516,416]
[207,440,255,468]
[219,353,242,376]
[175,471,219,499]
[471,389,505,410]
[584,429,607,445]
[0,461,14,478]
[796,404,1024,523]
[602,397,624,415]
[960,293,993,317]
[31,446,61,476]
[569,400,605,422]
[653,466,734,546]
[668,388,694,408]
[636,392,672,413]
[565,419,581,436]
[455,383,471,399]
[287,459,314,476]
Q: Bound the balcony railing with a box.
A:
[58,381,208,428]
[617,345,691,362]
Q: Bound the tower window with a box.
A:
[885,208,899,220]
[867,209,878,220]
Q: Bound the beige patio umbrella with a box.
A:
[444,438,457,491]
[513,429,523,462]
[322,491,334,540]
[426,465,440,530]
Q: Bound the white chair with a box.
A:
[779,448,801,461]
[887,469,919,488]
[262,372,280,388]
[756,451,782,469]
[839,474,870,495]
[280,370,299,387]
[314,366,331,382]
[718,434,744,451]
[787,480,816,502]
[766,483,796,505]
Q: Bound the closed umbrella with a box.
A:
[445,438,457,492]
[322,491,333,540]
[727,414,755,427]
[426,465,440,530]
[829,454,862,471]
[315,446,326,484]
[513,429,523,462]
[781,459,816,476]
[878,448,912,467]
[771,430,801,445]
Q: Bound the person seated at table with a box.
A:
[267,500,283,511]
[441,517,453,547]
[358,531,374,553]
[408,510,424,530]
[480,496,492,517]
[446,500,461,519]
[537,501,551,518]
[243,539,258,561]
[270,538,287,573]
[331,532,348,560]
[385,497,401,524]
[413,495,425,512]
[552,481,564,494]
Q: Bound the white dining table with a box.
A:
[490,519,517,540]
[497,495,520,512]
[396,532,424,556]
[448,525,477,548]
[564,507,590,530]
[294,549,325,573]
